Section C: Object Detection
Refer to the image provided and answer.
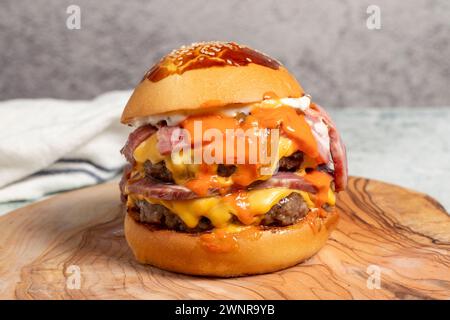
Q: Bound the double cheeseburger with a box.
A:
[120,41,347,277]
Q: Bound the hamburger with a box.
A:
[119,41,348,277]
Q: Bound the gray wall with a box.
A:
[1,0,449,108]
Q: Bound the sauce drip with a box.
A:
[199,227,262,253]
[249,106,321,161]
[199,229,239,253]
[145,42,281,82]
[304,171,333,207]
[224,191,255,225]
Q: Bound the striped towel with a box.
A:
[0,90,133,207]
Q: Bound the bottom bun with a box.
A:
[124,210,339,277]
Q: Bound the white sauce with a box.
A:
[279,95,311,111]
[131,113,188,127]
[130,95,312,127]
[218,105,253,117]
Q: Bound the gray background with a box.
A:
[0,0,449,107]
[0,0,449,212]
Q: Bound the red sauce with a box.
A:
[145,42,281,82]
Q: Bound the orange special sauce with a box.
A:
[223,191,255,225]
[181,107,320,163]
[181,106,323,195]
[250,106,319,160]
[304,171,333,207]
[199,227,262,253]
[145,42,281,82]
[199,229,238,253]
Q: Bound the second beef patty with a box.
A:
[132,192,309,232]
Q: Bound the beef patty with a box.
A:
[132,192,310,232]
[278,151,304,171]
[144,160,174,183]
[134,200,212,232]
[217,164,237,177]
[260,193,309,226]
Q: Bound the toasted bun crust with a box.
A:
[121,42,303,124]
[124,210,339,277]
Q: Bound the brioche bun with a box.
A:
[124,210,339,277]
[121,42,338,277]
[121,42,303,124]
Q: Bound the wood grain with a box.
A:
[0,177,448,300]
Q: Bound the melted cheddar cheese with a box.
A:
[129,187,334,228]
[133,134,200,185]
[130,188,332,228]
[129,100,336,229]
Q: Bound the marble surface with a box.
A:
[1,0,449,108]
[1,106,448,215]
[328,106,450,212]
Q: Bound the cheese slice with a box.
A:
[133,133,199,184]
[133,134,164,164]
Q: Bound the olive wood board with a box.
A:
[0,177,449,300]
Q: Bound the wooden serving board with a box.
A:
[0,177,449,300]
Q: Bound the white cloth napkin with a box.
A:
[0,90,133,203]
